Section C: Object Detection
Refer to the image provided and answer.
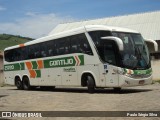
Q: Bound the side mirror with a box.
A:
[101,36,124,51]
[144,38,158,52]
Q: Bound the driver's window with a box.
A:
[103,43,117,65]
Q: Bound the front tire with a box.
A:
[87,76,95,93]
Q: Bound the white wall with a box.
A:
[0,71,4,86]
[0,57,4,86]
[151,59,160,80]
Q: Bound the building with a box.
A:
[0,51,4,86]
[50,11,160,80]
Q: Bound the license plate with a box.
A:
[139,80,145,85]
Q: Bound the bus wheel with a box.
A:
[87,76,95,94]
[15,78,23,90]
[22,77,31,90]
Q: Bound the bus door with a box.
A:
[100,41,119,87]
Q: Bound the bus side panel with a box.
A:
[4,71,14,85]
[21,70,40,86]
[78,64,100,87]
[48,68,62,86]
[39,68,50,86]
[98,64,107,87]
[62,66,78,86]
[77,54,101,87]
[28,78,40,86]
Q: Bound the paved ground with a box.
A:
[0,83,160,120]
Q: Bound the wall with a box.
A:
[151,59,160,80]
[146,42,155,53]
[0,56,4,86]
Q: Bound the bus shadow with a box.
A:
[9,87,153,94]
[0,95,8,98]
[31,87,152,94]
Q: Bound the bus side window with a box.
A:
[55,38,70,55]
[55,39,62,56]
[39,43,47,57]
[28,45,36,59]
[46,40,54,57]
[70,36,78,53]
[70,34,93,55]
[64,38,70,54]
[19,47,26,60]
[13,48,22,61]
[79,34,93,55]
[34,44,41,58]
[89,31,112,47]
[5,50,14,62]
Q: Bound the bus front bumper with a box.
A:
[119,74,152,87]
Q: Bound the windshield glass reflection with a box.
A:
[112,32,150,70]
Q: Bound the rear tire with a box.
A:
[87,76,95,94]
[15,78,23,90]
[22,77,31,90]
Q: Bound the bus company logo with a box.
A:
[49,58,74,67]
[46,55,84,68]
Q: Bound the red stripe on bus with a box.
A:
[25,62,32,70]
[37,60,43,69]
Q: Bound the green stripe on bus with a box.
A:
[4,55,84,72]
[4,62,25,71]
[20,63,25,70]
[133,69,152,75]
[79,55,84,65]
[35,70,41,78]
[124,68,152,75]
[32,61,38,69]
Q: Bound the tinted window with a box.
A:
[104,43,117,65]
[89,31,112,47]
[70,34,93,55]
[55,38,70,55]
[46,40,55,56]
[4,33,93,62]
[4,50,14,62]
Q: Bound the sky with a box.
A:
[0,0,160,38]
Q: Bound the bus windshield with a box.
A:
[89,31,150,70]
[112,32,150,70]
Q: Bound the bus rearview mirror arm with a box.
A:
[101,36,124,51]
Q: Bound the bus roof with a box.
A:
[4,25,139,51]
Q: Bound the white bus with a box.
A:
[4,25,153,93]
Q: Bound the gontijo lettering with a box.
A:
[49,59,74,67]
